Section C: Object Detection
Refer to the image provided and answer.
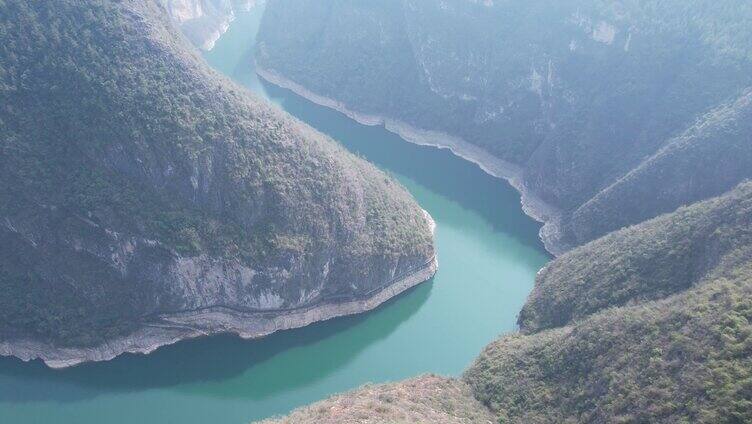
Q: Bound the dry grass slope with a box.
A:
[257,375,495,424]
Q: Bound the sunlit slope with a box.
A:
[258,375,495,424]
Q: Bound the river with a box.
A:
[0,6,549,423]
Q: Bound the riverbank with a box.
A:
[256,66,569,256]
[0,255,437,369]
[0,213,438,369]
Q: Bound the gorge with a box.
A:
[2,1,751,423]
[256,0,752,254]
[0,4,548,423]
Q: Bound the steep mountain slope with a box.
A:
[0,0,435,367]
[260,183,752,424]
[162,0,258,50]
[256,0,752,253]
[519,181,752,332]
[465,182,752,423]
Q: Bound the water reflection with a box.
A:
[0,282,431,403]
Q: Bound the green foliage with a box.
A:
[465,182,752,423]
[466,272,752,423]
[569,89,752,243]
[257,0,752,243]
[0,0,433,347]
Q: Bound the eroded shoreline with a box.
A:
[256,66,569,256]
[0,212,438,369]
[1,255,437,369]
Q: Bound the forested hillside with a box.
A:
[161,0,257,49]
[248,1,752,422]
[256,0,752,252]
[0,0,434,367]
[262,182,752,423]
[466,181,752,423]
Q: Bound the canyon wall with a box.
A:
[256,0,752,253]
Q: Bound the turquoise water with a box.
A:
[0,7,549,424]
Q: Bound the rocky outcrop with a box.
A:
[0,0,435,367]
[161,0,259,49]
[1,231,437,369]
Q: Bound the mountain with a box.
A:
[0,0,435,368]
[233,1,752,422]
[255,0,752,254]
[261,182,752,423]
[161,0,258,50]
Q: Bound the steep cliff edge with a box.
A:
[0,0,435,368]
[256,0,752,254]
[161,0,258,50]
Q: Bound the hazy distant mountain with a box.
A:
[0,0,435,367]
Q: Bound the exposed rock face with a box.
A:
[161,0,259,49]
[256,0,752,253]
[0,0,435,367]
[568,89,752,244]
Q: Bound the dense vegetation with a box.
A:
[263,183,752,424]
[467,272,752,423]
[519,182,752,332]
[0,0,433,348]
[257,0,752,249]
[247,1,752,422]
[568,89,752,244]
[465,182,752,423]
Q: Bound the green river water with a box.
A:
[0,7,549,423]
